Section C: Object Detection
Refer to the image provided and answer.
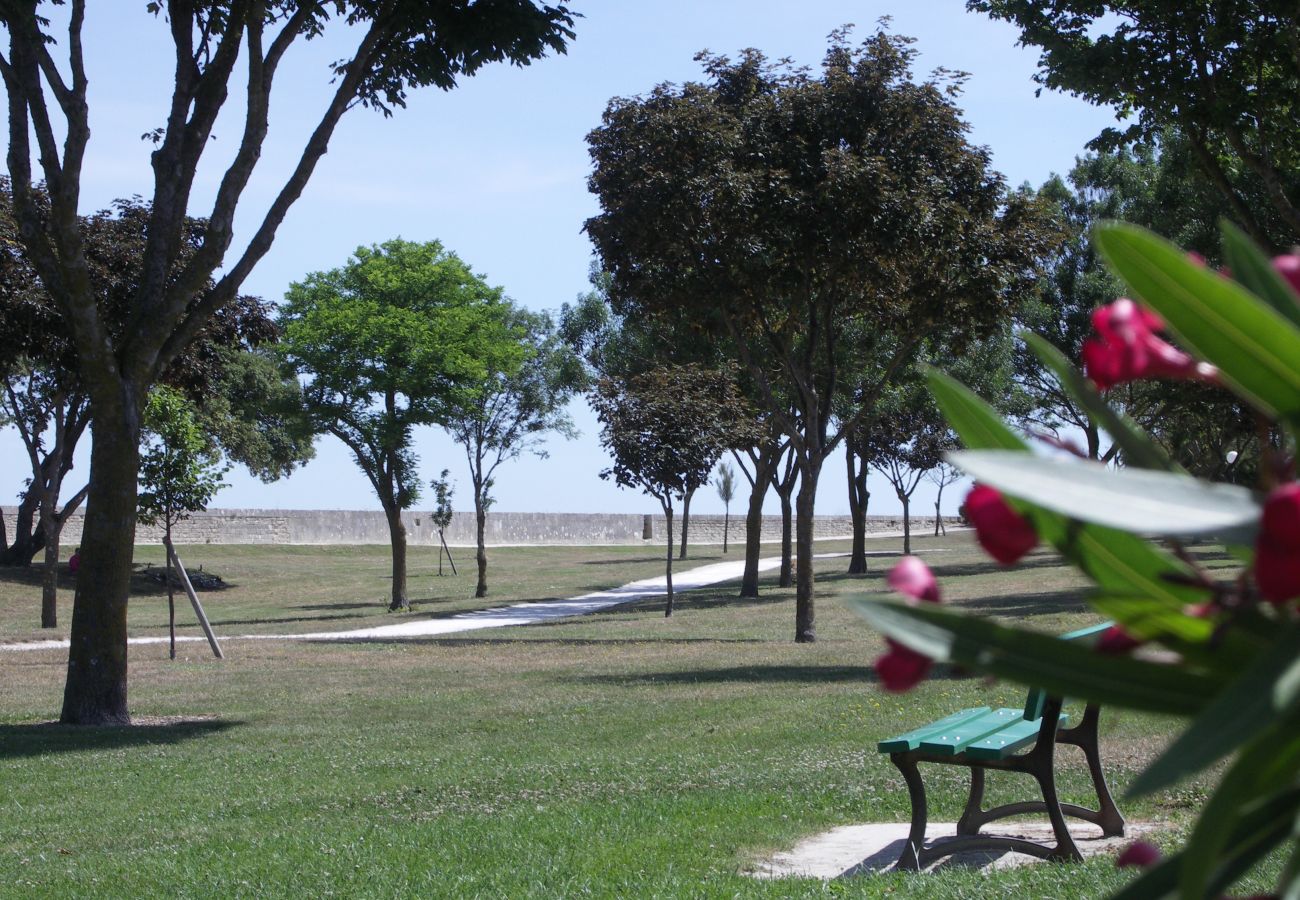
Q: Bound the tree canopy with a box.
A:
[969,0,1300,247]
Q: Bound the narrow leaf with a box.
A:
[924,367,1028,451]
[1128,625,1300,797]
[1220,220,1300,330]
[1095,223,1300,425]
[1022,332,1179,472]
[951,450,1259,541]
[852,597,1217,716]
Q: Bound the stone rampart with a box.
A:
[6,506,961,548]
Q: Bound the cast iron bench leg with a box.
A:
[891,752,928,872]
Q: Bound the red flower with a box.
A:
[1255,483,1300,604]
[963,484,1038,565]
[876,640,933,693]
[875,557,941,692]
[887,555,940,604]
[1096,624,1142,655]
[1116,840,1161,869]
[1082,298,1216,390]
[1275,253,1300,297]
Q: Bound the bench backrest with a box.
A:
[1021,621,1113,721]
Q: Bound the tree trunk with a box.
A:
[722,505,729,553]
[846,443,870,575]
[677,487,693,560]
[779,487,794,588]
[901,492,912,556]
[739,447,775,599]
[474,499,488,599]
[794,462,819,643]
[60,390,141,726]
[934,481,946,537]
[165,530,176,660]
[1085,421,1101,460]
[39,520,61,629]
[385,507,409,611]
[1,492,43,566]
[663,503,675,617]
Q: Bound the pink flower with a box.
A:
[1275,253,1300,297]
[887,555,940,604]
[1082,298,1216,390]
[876,640,933,692]
[875,557,941,692]
[1116,840,1161,869]
[1096,624,1142,655]
[1255,483,1300,604]
[963,485,1039,565]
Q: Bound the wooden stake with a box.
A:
[166,541,224,659]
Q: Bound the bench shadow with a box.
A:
[577,663,970,687]
[0,717,240,760]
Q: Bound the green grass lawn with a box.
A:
[0,531,1269,898]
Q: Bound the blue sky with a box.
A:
[0,2,1121,518]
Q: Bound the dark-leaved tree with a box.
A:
[0,2,574,724]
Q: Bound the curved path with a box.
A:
[0,550,889,653]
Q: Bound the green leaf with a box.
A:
[927,369,1204,607]
[951,450,1259,542]
[1021,332,1179,472]
[924,368,1028,451]
[1220,220,1300,330]
[1095,223,1300,425]
[851,597,1217,716]
[1128,625,1300,797]
[1180,727,1300,899]
[1089,594,1261,672]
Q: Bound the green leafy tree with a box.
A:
[279,239,518,612]
[714,461,735,553]
[428,469,456,576]
[969,0,1300,248]
[137,387,228,660]
[0,0,573,724]
[591,364,753,616]
[586,28,1055,641]
[445,306,582,598]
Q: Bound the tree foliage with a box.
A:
[969,0,1300,247]
[279,238,518,611]
[585,27,1056,639]
[137,387,228,534]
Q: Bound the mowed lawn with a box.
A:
[0,532,1269,898]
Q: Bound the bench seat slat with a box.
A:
[876,707,992,753]
[917,708,1024,756]
[964,712,1070,760]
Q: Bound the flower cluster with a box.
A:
[963,485,1038,565]
[874,556,941,692]
[1256,483,1300,604]
[1081,297,1216,390]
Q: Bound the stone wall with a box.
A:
[6,506,962,548]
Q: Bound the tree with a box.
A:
[969,0,1300,248]
[429,469,456,576]
[136,387,227,660]
[0,2,573,724]
[586,28,1055,641]
[280,239,518,612]
[714,461,735,553]
[925,463,961,536]
[445,306,582,598]
[591,364,751,617]
[0,191,311,635]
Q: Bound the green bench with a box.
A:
[877,622,1125,870]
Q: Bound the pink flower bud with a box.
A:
[875,639,933,692]
[1096,624,1142,655]
[1116,840,1161,869]
[963,485,1038,565]
[1082,298,1216,390]
[887,556,940,604]
[1255,483,1300,604]
[1274,253,1300,297]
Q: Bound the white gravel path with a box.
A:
[1,548,938,653]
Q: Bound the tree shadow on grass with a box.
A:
[952,588,1090,618]
[320,635,770,648]
[577,663,973,687]
[0,717,240,760]
[581,556,666,566]
[923,555,1071,580]
[204,610,375,628]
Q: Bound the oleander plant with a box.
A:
[855,221,1300,899]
